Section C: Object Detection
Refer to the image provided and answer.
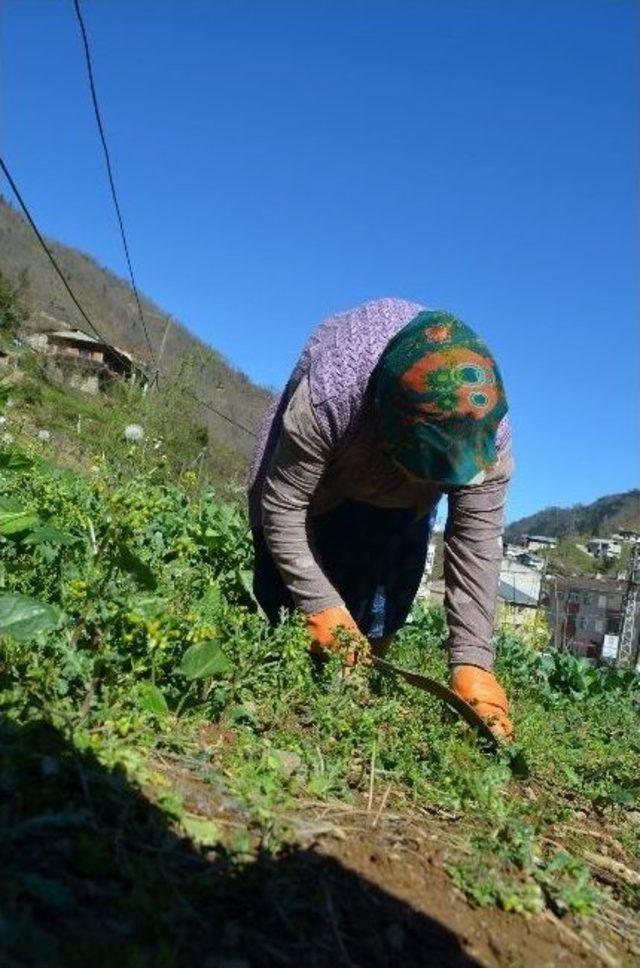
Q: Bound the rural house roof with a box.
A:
[49,329,102,343]
[48,329,138,365]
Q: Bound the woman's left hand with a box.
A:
[451,665,514,741]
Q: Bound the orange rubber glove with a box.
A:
[451,666,514,741]
[306,606,367,666]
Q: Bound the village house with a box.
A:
[515,551,545,571]
[503,543,522,560]
[523,534,557,552]
[586,538,622,560]
[498,559,542,626]
[613,529,640,545]
[24,328,147,393]
[542,575,631,663]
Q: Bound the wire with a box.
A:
[181,387,257,438]
[71,0,156,365]
[1,155,110,345]
[70,1,257,438]
[1,156,257,439]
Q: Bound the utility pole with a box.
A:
[148,315,172,390]
[617,542,640,668]
[157,314,173,368]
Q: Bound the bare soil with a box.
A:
[156,754,639,968]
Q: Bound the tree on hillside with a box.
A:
[0,270,28,333]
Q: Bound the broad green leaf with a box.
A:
[0,497,23,512]
[138,682,169,716]
[0,509,39,536]
[181,815,220,846]
[0,448,35,471]
[178,639,231,680]
[23,524,78,547]
[0,593,59,641]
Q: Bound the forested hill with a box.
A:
[0,198,272,460]
[505,489,640,542]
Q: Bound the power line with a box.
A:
[70,1,256,439]
[1,155,110,345]
[181,386,256,438]
[71,0,156,365]
[1,156,256,439]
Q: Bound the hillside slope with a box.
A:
[0,198,272,462]
[505,489,640,542]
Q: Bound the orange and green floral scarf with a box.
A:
[374,311,508,486]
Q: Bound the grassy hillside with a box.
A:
[505,489,640,543]
[0,198,272,464]
[1,346,254,500]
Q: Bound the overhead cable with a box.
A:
[1,155,110,345]
[71,0,156,365]
[180,387,257,438]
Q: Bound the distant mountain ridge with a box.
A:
[0,198,272,462]
[505,489,640,543]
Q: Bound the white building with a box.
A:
[613,530,640,545]
[524,535,557,552]
[498,560,542,609]
[504,543,523,560]
[544,576,628,663]
[514,551,545,571]
[586,538,622,560]
[417,536,439,601]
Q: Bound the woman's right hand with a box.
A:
[306,606,368,666]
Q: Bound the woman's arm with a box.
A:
[443,455,513,670]
[261,376,345,614]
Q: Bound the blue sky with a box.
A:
[3,0,638,521]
